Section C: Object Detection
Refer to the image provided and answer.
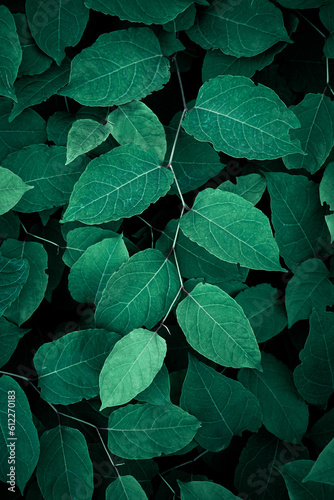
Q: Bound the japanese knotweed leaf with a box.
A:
[186,0,290,58]
[0,376,40,494]
[219,174,266,205]
[176,283,261,370]
[320,162,334,211]
[182,75,303,160]
[26,0,89,66]
[0,316,30,368]
[2,144,89,213]
[178,480,239,500]
[1,240,48,326]
[238,352,309,443]
[265,172,330,272]
[107,403,200,459]
[282,459,334,500]
[66,118,113,164]
[95,249,179,334]
[303,439,334,486]
[58,28,170,107]
[34,329,120,405]
[99,328,167,408]
[285,259,333,327]
[293,309,334,406]
[180,189,284,272]
[0,254,29,316]
[180,355,262,452]
[136,364,171,406]
[106,476,148,500]
[0,166,33,215]
[0,6,22,102]
[69,236,129,304]
[9,58,70,122]
[62,144,173,224]
[36,426,94,500]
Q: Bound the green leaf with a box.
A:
[0,5,22,101]
[68,236,129,304]
[265,172,330,271]
[235,283,287,343]
[2,144,89,212]
[36,426,94,500]
[106,476,148,500]
[34,328,120,405]
[107,403,200,459]
[0,375,40,494]
[0,254,29,316]
[163,4,196,32]
[59,28,170,107]
[0,316,30,368]
[186,0,290,58]
[1,240,48,326]
[9,58,70,122]
[178,480,239,500]
[320,162,334,211]
[95,248,179,334]
[182,76,302,160]
[26,0,89,65]
[176,283,261,369]
[219,174,266,205]
[46,111,76,146]
[109,101,167,163]
[180,355,262,452]
[158,31,185,57]
[303,439,334,486]
[282,459,334,500]
[180,188,284,272]
[66,118,113,164]
[293,309,334,406]
[285,258,333,327]
[276,0,325,8]
[0,166,33,215]
[62,144,173,224]
[326,214,334,243]
[238,352,309,443]
[136,363,171,406]
[308,409,334,449]
[0,211,20,244]
[100,328,167,408]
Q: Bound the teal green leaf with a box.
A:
[320,162,334,211]
[303,439,334,486]
[158,31,185,57]
[68,236,129,304]
[106,476,148,500]
[182,76,302,160]
[0,98,47,163]
[36,426,94,500]
[34,329,120,405]
[0,6,22,101]
[0,166,33,215]
[1,240,48,326]
[178,480,239,500]
[59,28,170,107]
[95,248,179,334]
[47,111,76,146]
[238,352,309,443]
[276,0,325,8]
[2,144,89,212]
[0,376,40,494]
[308,409,334,449]
[0,211,20,244]
[109,101,167,163]
[66,118,113,164]
[326,213,334,243]
[282,459,334,500]
[219,174,266,205]
[180,355,262,452]
[176,283,261,369]
[9,59,70,122]
[265,172,330,271]
[136,363,171,406]
[293,309,334,406]
[0,316,30,368]
[180,189,284,272]
[320,4,334,58]
[163,4,196,32]
[26,0,89,65]
[107,403,200,459]
[0,254,29,316]
[100,328,167,408]
[235,283,287,343]
[186,0,290,58]
[62,144,173,224]
[285,259,333,327]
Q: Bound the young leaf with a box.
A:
[219,174,266,205]
[66,118,113,164]
[136,363,171,406]
[0,5,22,101]
[320,162,334,211]
[282,459,334,500]
[0,254,29,316]
[178,480,239,500]
[107,403,200,459]
[59,28,170,106]
[36,426,94,500]
[176,283,262,370]
[303,439,334,486]
[0,166,33,215]
[0,316,30,368]
[180,189,284,272]
[106,476,148,500]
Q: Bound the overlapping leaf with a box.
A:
[0,6,22,101]
[178,480,239,500]
[282,459,334,500]
[0,254,29,316]
[106,476,148,500]
[136,363,171,406]
[66,118,113,164]
[47,111,75,146]
[320,162,334,211]
[0,317,30,368]
[303,439,334,486]
[219,174,266,205]
[0,166,33,215]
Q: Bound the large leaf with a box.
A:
[238,352,309,443]
[303,439,334,486]
[219,174,266,205]
[59,28,170,107]
[320,162,334,211]
[95,248,179,334]
[107,403,200,459]
[182,75,302,160]
[178,480,239,500]
[176,283,261,369]
[0,6,22,101]
[180,188,284,272]
[66,118,113,164]
[282,459,334,500]
[106,476,148,500]
[62,144,173,224]
[36,426,94,500]
[0,166,33,215]
[99,328,167,409]
[0,254,29,316]
[0,316,30,368]
[0,375,40,494]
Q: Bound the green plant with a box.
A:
[1,0,334,498]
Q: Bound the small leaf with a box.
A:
[66,118,113,164]
[178,480,239,500]
[106,476,148,500]
[219,174,266,205]
[0,166,33,215]
[0,316,30,369]
[0,6,22,101]
[320,162,334,211]
[303,439,334,486]
[282,459,334,500]
[0,254,29,316]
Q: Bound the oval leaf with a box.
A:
[66,118,113,164]
[0,6,22,101]
[0,166,33,215]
